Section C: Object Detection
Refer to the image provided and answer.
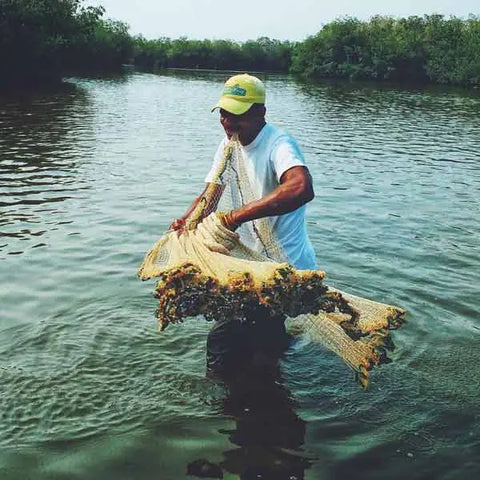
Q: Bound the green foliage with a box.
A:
[424,15,480,85]
[0,0,133,85]
[240,37,293,71]
[1,2,477,88]
[67,16,133,72]
[291,15,480,86]
[133,35,171,70]
[131,36,293,72]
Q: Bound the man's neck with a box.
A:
[239,120,266,146]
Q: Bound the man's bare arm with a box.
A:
[228,166,314,227]
[169,183,223,230]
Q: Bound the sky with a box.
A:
[83,0,479,42]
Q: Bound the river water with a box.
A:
[0,71,479,479]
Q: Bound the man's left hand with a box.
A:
[193,212,239,255]
[217,211,241,231]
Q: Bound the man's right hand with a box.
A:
[169,218,186,232]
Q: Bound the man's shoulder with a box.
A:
[264,122,285,138]
[264,125,302,158]
[266,123,298,143]
[267,124,306,168]
[262,123,294,148]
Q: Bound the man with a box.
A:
[170,73,316,271]
[170,73,317,375]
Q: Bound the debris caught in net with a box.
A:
[138,136,406,388]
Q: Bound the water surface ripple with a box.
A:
[0,73,479,480]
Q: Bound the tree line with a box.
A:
[133,36,292,72]
[291,15,480,86]
[1,0,479,87]
[0,0,132,85]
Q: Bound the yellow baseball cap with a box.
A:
[212,73,266,115]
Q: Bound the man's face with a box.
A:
[219,105,265,145]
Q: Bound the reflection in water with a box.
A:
[189,317,311,480]
[219,365,310,480]
[0,83,94,256]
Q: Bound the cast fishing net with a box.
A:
[138,137,406,388]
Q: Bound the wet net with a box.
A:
[138,137,406,388]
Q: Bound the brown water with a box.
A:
[0,72,479,479]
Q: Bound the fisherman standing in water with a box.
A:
[170,73,316,375]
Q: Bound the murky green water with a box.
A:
[1,72,479,479]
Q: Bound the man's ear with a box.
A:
[249,103,266,117]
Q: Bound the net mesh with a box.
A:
[138,136,406,388]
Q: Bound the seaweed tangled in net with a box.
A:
[153,262,356,329]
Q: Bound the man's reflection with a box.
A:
[206,313,312,479]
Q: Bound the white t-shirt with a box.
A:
[205,123,317,270]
